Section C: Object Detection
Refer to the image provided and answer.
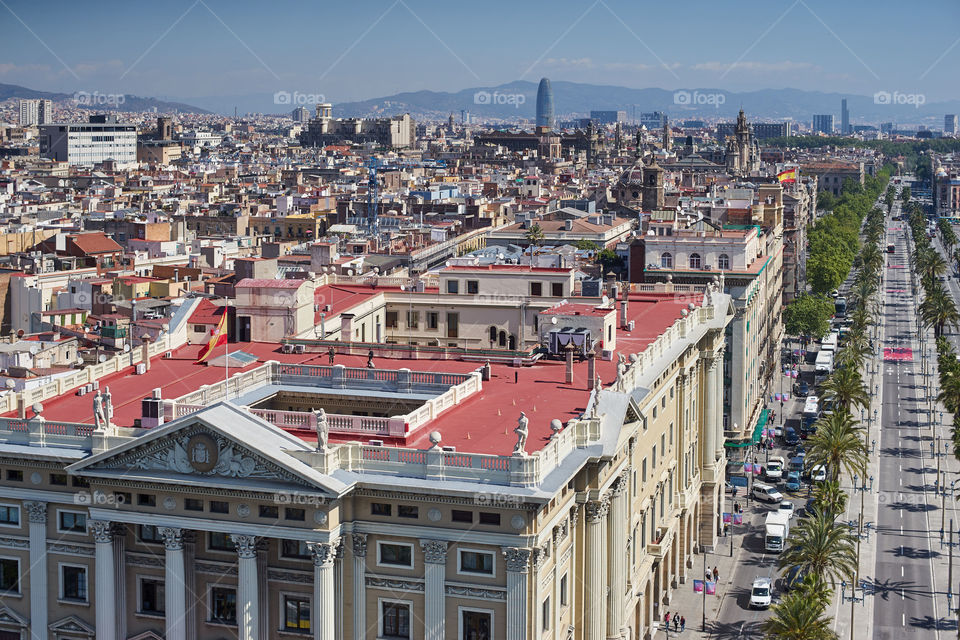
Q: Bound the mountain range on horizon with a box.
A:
[0,83,211,116]
[3,80,958,126]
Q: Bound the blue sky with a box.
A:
[1,0,958,102]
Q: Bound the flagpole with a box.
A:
[225,298,230,399]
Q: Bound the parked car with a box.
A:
[784,471,802,492]
[810,465,827,482]
[778,500,795,519]
[752,482,783,503]
[782,565,808,591]
[750,577,773,609]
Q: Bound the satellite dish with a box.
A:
[551,317,558,325]
[601,295,610,306]
[123,344,131,353]
[28,345,39,355]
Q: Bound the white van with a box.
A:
[752,482,783,503]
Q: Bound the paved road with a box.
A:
[871,188,947,637]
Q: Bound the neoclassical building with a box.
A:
[0,282,731,640]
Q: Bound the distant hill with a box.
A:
[0,82,211,115]
[328,81,960,125]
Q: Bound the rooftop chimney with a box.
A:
[564,342,576,384]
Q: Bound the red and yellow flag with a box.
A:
[196,311,227,363]
[777,168,797,183]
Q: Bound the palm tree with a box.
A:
[763,591,838,640]
[834,341,871,371]
[819,366,869,412]
[938,369,960,414]
[779,508,858,588]
[916,247,948,284]
[812,480,848,519]
[805,410,867,482]
[524,223,544,248]
[920,287,960,338]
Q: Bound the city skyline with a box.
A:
[1,0,958,105]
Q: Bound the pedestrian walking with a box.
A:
[680,616,686,631]
[712,566,719,582]
[664,611,671,627]
[674,615,680,631]
[367,350,375,369]
[327,346,335,365]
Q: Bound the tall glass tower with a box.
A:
[536,77,554,130]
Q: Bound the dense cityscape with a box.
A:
[1,3,960,640]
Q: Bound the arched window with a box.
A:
[498,331,507,347]
[689,253,702,269]
[489,326,498,342]
[718,253,730,270]
[660,252,673,268]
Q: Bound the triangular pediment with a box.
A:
[49,615,95,635]
[66,401,347,497]
[127,631,164,640]
[0,605,27,627]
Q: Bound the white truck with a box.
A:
[815,350,834,375]
[764,511,791,553]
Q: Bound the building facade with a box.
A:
[38,119,137,167]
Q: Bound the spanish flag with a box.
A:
[777,168,797,183]
[196,311,228,363]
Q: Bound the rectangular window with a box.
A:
[377,542,413,568]
[446,313,459,338]
[210,587,237,624]
[61,565,87,601]
[284,595,311,631]
[385,311,398,329]
[285,508,305,521]
[560,573,568,607]
[542,596,551,630]
[642,458,647,483]
[371,503,392,517]
[381,601,411,639]
[282,539,311,559]
[530,282,543,296]
[185,498,203,512]
[446,280,459,294]
[49,473,68,486]
[5,470,22,482]
[461,610,492,639]
[0,505,19,527]
[459,550,494,575]
[467,280,479,294]
[406,310,419,329]
[259,505,279,519]
[451,510,473,523]
[652,445,657,469]
[210,500,229,514]
[209,532,236,551]
[137,494,156,507]
[397,505,419,519]
[139,578,165,614]
[552,282,563,297]
[138,525,162,544]
[0,558,18,593]
[426,312,438,330]
[661,434,666,456]
[58,511,86,534]
[478,512,500,526]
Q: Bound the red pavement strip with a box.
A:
[883,347,914,361]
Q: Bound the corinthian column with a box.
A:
[159,527,186,640]
[308,542,336,640]
[714,349,725,460]
[503,547,531,640]
[90,520,116,640]
[703,356,718,463]
[24,502,47,640]
[607,477,629,640]
[352,533,368,640]
[420,540,449,640]
[585,497,610,640]
[231,534,260,640]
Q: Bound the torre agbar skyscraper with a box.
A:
[536,77,554,130]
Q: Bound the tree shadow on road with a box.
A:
[909,615,957,631]
[706,618,766,639]
[862,576,929,600]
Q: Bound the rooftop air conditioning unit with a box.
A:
[294,344,305,354]
[282,343,294,354]
[135,363,147,375]
[442,445,457,452]
[369,440,384,447]
[601,349,614,361]
[628,320,635,331]
[703,264,712,271]
[92,381,99,390]
[164,351,173,359]
[76,387,87,396]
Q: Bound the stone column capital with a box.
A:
[420,539,449,564]
[585,496,611,523]
[89,519,113,544]
[307,542,336,568]
[23,501,47,523]
[230,534,259,559]
[352,532,368,557]
[502,546,532,573]
[158,526,184,551]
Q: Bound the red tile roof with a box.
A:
[69,233,123,255]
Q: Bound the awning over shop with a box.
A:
[724,408,769,448]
